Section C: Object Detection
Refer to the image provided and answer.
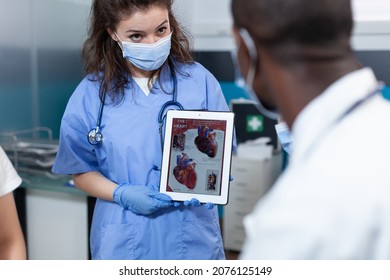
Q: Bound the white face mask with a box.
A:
[238,28,280,121]
[117,32,172,71]
[275,122,293,154]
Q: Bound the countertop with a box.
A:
[20,173,86,196]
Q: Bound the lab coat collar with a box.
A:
[290,67,379,163]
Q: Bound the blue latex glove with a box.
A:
[113,183,173,215]
[183,198,214,210]
[179,176,234,209]
[178,176,235,209]
[173,201,181,207]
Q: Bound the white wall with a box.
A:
[352,0,390,21]
[351,0,390,50]
[173,0,233,51]
[173,0,390,51]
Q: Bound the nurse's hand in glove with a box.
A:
[179,175,234,209]
[173,175,235,209]
[183,198,215,210]
[179,175,235,209]
[113,183,173,215]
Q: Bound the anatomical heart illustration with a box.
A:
[166,117,228,195]
[173,153,197,189]
[194,125,218,158]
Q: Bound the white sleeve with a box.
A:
[0,146,22,197]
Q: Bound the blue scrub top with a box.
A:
[52,62,231,260]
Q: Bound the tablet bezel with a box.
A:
[159,110,234,205]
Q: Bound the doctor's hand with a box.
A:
[113,183,173,215]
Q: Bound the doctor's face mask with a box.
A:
[238,28,280,121]
[117,32,172,71]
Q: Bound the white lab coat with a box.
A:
[240,68,390,259]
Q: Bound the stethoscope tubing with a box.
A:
[88,70,183,146]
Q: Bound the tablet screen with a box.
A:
[159,110,234,205]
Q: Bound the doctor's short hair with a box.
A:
[82,0,193,102]
[231,0,353,50]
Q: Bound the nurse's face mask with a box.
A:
[116,32,172,71]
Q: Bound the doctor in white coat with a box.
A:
[231,0,390,259]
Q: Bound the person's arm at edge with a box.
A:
[0,192,26,260]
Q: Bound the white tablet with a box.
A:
[159,110,235,205]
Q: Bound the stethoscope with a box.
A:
[88,91,106,145]
[88,70,184,147]
[157,74,184,150]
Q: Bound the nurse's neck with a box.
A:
[130,64,158,78]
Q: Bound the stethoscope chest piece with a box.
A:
[88,127,103,145]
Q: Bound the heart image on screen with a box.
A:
[194,125,218,158]
[173,153,197,189]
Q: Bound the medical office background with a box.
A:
[0,0,389,260]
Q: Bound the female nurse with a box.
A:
[52,0,230,260]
